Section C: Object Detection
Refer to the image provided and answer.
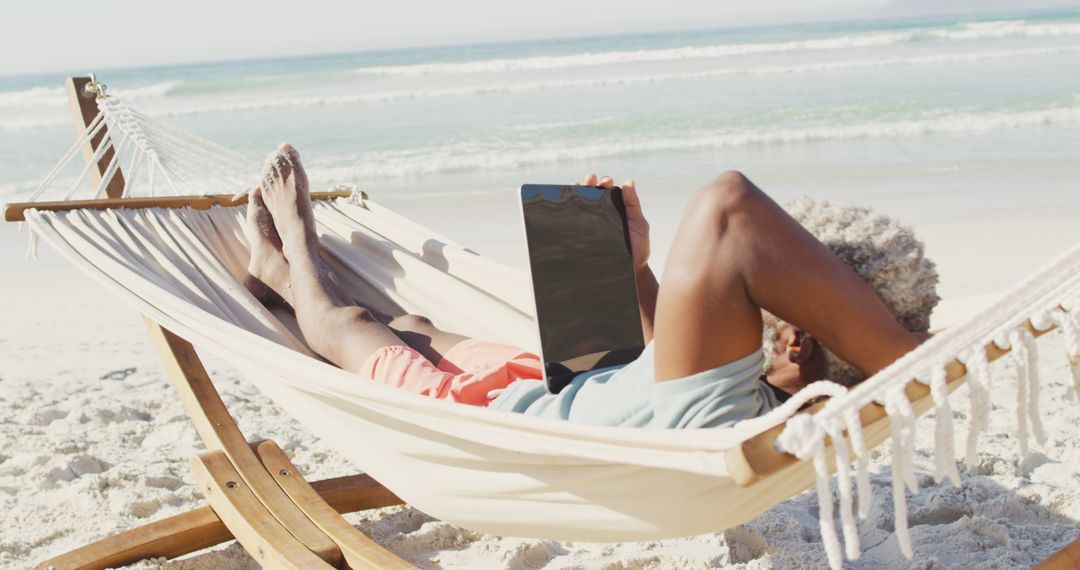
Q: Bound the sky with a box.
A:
[3,0,1079,77]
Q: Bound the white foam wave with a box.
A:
[353,19,1080,76]
[115,81,181,100]
[310,105,1080,180]
[117,45,1077,120]
[931,20,1080,40]
[0,43,1072,131]
[0,115,70,131]
[0,81,179,115]
[353,32,918,76]
[0,86,67,110]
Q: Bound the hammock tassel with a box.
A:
[1008,327,1045,458]
[959,345,992,468]
[778,414,844,570]
[812,436,844,570]
[885,386,918,559]
[929,365,962,486]
[845,408,873,520]
[824,419,860,560]
[1051,308,1080,400]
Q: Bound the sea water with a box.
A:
[1,10,1079,291]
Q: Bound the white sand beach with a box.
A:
[4,7,1080,567]
[2,191,1079,568]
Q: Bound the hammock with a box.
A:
[12,88,1080,569]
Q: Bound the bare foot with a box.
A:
[259,143,317,256]
[243,187,292,309]
[259,143,362,310]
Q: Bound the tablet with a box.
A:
[519,184,646,393]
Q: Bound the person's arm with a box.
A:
[636,264,659,343]
[578,173,655,343]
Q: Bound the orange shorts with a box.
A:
[359,339,543,406]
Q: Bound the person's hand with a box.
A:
[576,173,651,272]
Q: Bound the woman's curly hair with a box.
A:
[762,197,940,386]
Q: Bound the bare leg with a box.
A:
[653,171,920,382]
[250,144,502,372]
[258,144,408,373]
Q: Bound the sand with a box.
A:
[2,199,1080,568]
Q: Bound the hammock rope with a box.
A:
[14,92,1080,569]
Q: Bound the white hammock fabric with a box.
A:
[17,92,1080,568]
[25,200,816,541]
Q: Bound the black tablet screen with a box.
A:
[520,184,646,392]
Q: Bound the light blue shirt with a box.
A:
[488,342,779,429]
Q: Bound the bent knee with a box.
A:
[388,313,434,333]
[684,170,763,229]
[698,170,761,209]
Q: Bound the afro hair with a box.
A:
[762,196,940,386]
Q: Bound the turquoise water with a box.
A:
[1,10,1079,204]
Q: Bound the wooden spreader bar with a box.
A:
[4,191,353,222]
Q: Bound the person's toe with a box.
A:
[246,187,259,225]
[279,142,299,161]
[263,148,293,187]
[251,188,283,249]
[279,144,308,192]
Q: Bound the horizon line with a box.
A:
[2,5,1077,82]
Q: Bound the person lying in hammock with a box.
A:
[246,144,938,429]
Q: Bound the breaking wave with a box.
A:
[308,104,1080,180]
[0,81,180,113]
[11,45,1055,124]
[353,19,1080,76]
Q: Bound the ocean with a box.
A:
[1,9,1079,293]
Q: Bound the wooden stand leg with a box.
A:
[32,506,230,570]
[142,318,343,566]
[1037,535,1080,569]
[254,440,413,569]
[139,319,417,569]
[191,452,334,569]
[32,474,406,570]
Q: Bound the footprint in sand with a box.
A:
[95,406,151,423]
[724,526,768,563]
[99,367,137,381]
[29,408,68,426]
[43,454,110,486]
[128,499,163,519]
[145,475,184,491]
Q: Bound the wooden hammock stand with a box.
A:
[3,76,1076,569]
